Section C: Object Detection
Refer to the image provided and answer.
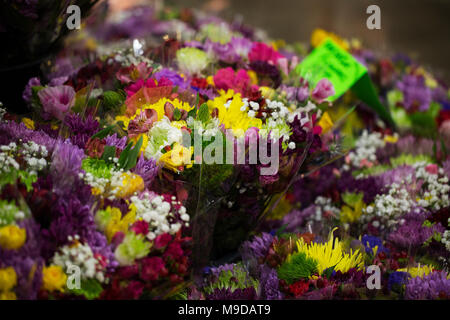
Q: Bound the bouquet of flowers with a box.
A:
[0,2,449,301]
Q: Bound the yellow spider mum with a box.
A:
[207,90,262,136]
[397,264,435,279]
[296,228,363,275]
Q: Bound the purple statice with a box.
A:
[280,205,316,233]
[85,230,118,272]
[50,139,86,193]
[336,170,382,204]
[206,287,257,300]
[396,74,432,112]
[376,135,436,164]
[240,232,274,262]
[280,84,309,103]
[204,40,240,64]
[154,68,189,90]
[63,113,99,148]
[230,37,253,60]
[22,77,41,104]
[376,165,416,188]
[388,271,411,291]
[105,133,128,150]
[131,154,159,188]
[405,272,450,300]
[209,263,236,279]
[361,235,389,255]
[0,120,58,152]
[258,265,283,300]
[388,209,445,250]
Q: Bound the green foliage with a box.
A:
[277,252,318,284]
[68,279,103,300]
[103,90,125,111]
[81,158,114,179]
[101,146,117,163]
[204,264,259,294]
[91,124,116,140]
[0,200,24,227]
[197,103,210,123]
[118,135,143,171]
[0,169,37,192]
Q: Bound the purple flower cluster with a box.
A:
[405,272,450,299]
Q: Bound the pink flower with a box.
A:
[116,62,153,84]
[37,85,75,120]
[213,68,251,94]
[154,233,172,250]
[130,220,149,236]
[248,42,283,65]
[425,164,438,175]
[311,79,335,104]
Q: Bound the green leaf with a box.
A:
[198,103,210,123]
[322,266,335,279]
[103,91,125,110]
[91,124,116,140]
[101,146,116,163]
[118,142,133,169]
[123,136,144,171]
[173,108,182,121]
[68,279,103,300]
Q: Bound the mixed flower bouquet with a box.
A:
[0,3,449,300]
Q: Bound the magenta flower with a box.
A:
[37,85,75,120]
[311,79,335,104]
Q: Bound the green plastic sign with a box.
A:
[295,39,395,126]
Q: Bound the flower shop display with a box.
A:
[0,3,449,301]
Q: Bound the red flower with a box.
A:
[140,256,168,282]
[164,242,184,261]
[288,280,310,298]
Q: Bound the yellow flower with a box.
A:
[22,118,35,130]
[206,76,215,86]
[317,112,334,134]
[0,267,17,292]
[311,28,349,50]
[42,265,67,292]
[260,86,275,100]
[158,143,193,172]
[340,196,366,224]
[247,70,258,86]
[113,172,145,199]
[207,90,262,136]
[105,206,136,242]
[0,225,26,250]
[384,134,398,144]
[296,228,363,275]
[397,264,434,278]
[0,291,16,300]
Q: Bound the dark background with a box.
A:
[177,0,450,82]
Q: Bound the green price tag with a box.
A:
[295,38,395,126]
